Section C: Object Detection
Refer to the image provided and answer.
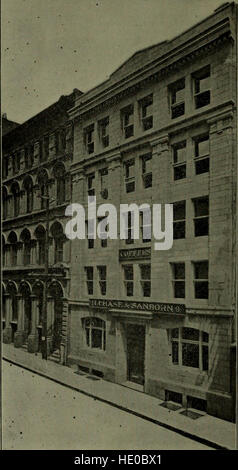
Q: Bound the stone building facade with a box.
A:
[2,89,82,362]
[67,3,237,421]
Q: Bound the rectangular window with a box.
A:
[99,117,109,148]
[84,318,106,351]
[87,173,95,197]
[84,124,94,154]
[85,267,94,295]
[194,134,210,174]
[172,263,185,298]
[171,327,209,371]
[140,264,151,297]
[100,168,108,199]
[173,141,186,180]
[97,266,107,295]
[142,153,152,188]
[193,196,209,236]
[140,94,153,131]
[173,201,186,239]
[123,264,134,296]
[126,211,134,245]
[194,261,208,299]
[140,208,151,242]
[193,65,210,109]
[169,78,185,119]
[87,219,95,249]
[121,105,134,138]
[125,158,135,193]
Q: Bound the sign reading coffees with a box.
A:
[89,298,185,315]
[119,247,151,260]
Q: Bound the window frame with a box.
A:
[139,94,153,131]
[193,260,209,299]
[83,317,106,351]
[85,266,94,295]
[123,264,134,297]
[171,262,185,299]
[172,141,187,181]
[84,124,95,154]
[193,196,209,237]
[140,263,151,297]
[170,327,209,372]
[121,105,134,139]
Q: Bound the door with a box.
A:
[126,324,145,385]
[53,299,62,350]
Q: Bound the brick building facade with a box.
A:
[67,3,237,421]
[2,89,82,362]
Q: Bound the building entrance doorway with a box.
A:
[126,324,145,386]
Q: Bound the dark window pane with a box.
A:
[182,328,199,341]
[195,90,210,109]
[194,217,209,236]
[172,102,185,119]
[174,263,185,279]
[174,221,185,239]
[142,281,151,297]
[174,165,186,180]
[126,282,133,296]
[171,328,179,339]
[195,158,209,174]
[195,281,208,299]
[172,342,179,364]
[174,281,185,298]
[194,261,208,279]
[92,329,102,348]
[202,331,209,343]
[182,343,199,368]
[173,201,185,220]
[194,197,209,217]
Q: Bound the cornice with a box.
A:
[69,23,233,120]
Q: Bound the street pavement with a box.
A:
[2,361,213,450]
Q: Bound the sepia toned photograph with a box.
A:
[1,0,237,455]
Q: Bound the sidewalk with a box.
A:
[2,343,236,450]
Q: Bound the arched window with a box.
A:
[170,327,209,371]
[50,222,65,264]
[35,226,46,265]
[53,163,66,205]
[20,229,31,266]
[7,232,18,266]
[83,317,106,350]
[23,176,34,213]
[2,186,8,219]
[37,169,48,210]
[11,182,20,217]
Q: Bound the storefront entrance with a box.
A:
[126,324,145,386]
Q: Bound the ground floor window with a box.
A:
[170,327,209,371]
[83,317,106,351]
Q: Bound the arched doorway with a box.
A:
[48,281,64,352]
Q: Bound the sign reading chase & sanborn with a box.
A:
[89,299,185,315]
[119,247,151,260]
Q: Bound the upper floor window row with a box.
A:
[3,128,68,179]
[169,65,211,119]
[83,94,154,155]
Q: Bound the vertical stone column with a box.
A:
[46,296,54,354]
[3,295,12,343]
[14,296,25,347]
[28,296,39,353]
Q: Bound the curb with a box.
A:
[3,356,232,451]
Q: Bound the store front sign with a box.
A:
[119,247,151,260]
[89,298,185,315]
